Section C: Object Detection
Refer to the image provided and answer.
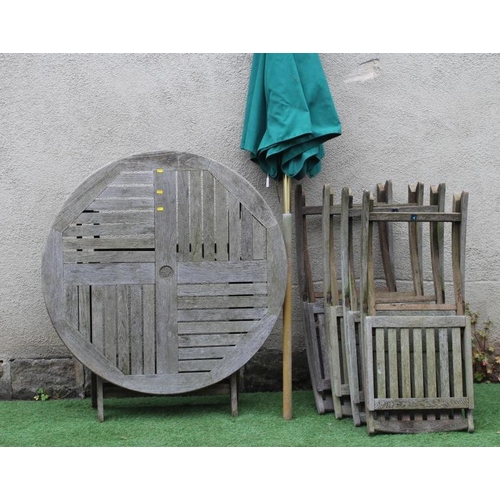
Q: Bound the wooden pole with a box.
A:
[282,174,293,420]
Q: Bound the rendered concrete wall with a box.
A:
[1,53,499,394]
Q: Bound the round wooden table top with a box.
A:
[42,152,287,394]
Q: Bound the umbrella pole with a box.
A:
[282,174,293,420]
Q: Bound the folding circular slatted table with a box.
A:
[42,152,287,420]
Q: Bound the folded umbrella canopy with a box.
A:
[241,53,341,419]
[241,53,341,180]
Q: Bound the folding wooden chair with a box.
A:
[322,184,365,422]
[323,181,427,426]
[295,182,395,416]
[295,184,334,414]
[358,186,474,434]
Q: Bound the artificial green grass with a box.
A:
[1,385,499,447]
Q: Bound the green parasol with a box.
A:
[241,53,341,419]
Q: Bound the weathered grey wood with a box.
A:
[430,184,446,303]
[368,315,467,329]
[376,292,437,303]
[360,191,371,319]
[294,186,316,304]
[375,328,386,399]
[178,321,258,334]
[91,286,104,353]
[155,168,178,375]
[399,328,411,398]
[178,295,267,309]
[184,153,276,228]
[177,283,267,297]
[64,263,155,285]
[43,151,287,407]
[202,170,216,260]
[459,191,469,300]
[104,286,117,365]
[91,372,98,409]
[369,212,461,222]
[207,314,281,383]
[143,284,156,375]
[415,183,425,291]
[377,181,397,292]
[177,261,268,284]
[78,285,91,341]
[373,397,470,411]
[451,327,463,397]
[322,185,342,418]
[228,194,242,261]
[75,211,154,225]
[452,192,467,315]
[372,417,469,434]
[317,312,330,390]
[230,372,239,417]
[339,187,364,425]
[346,312,361,405]
[96,375,104,422]
[376,303,457,312]
[253,218,266,260]
[53,159,132,232]
[109,171,154,185]
[323,185,338,307]
[303,303,329,414]
[178,334,246,347]
[178,308,266,322]
[412,327,424,421]
[87,198,155,211]
[63,236,155,250]
[326,306,343,417]
[303,203,439,216]
[359,183,474,434]
[63,222,155,238]
[426,328,437,398]
[130,285,143,375]
[65,286,79,329]
[464,317,475,432]
[64,250,156,264]
[266,223,287,316]
[190,170,203,261]
[241,206,254,260]
[294,185,308,302]
[438,328,450,398]
[99,185,153,198]
[179,359,220,372]
[215,180,229,261]
[178,346,234,360]
[364,317,376,413]
[117,284,130,375]
[408,183,424,296]
[177,170,191,261]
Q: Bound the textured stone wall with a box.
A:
[1,53,499,398]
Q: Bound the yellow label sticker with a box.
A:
[157,207,164,211]
[156,189,164,195]
[156,168,164,173]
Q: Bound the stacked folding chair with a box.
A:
[321,181,474,434]
[322,181,415,426]
[294,181,395,419]
[294,184,334,414]
[359,184,474,434]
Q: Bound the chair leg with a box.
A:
[230,372,239,417]
[91,372,97,409]
[96,376,104,422]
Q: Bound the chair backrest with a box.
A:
[359,186,468,317]
[357,185,473,434]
